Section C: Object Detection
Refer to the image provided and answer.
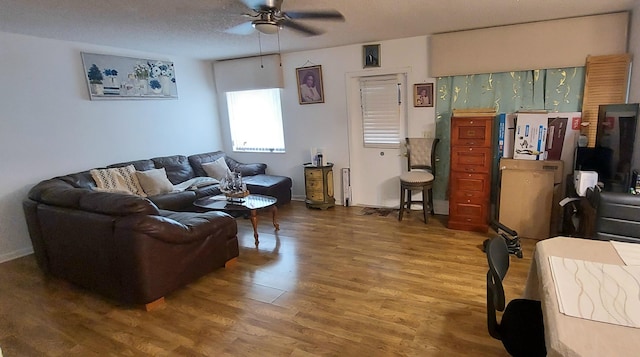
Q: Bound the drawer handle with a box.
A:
[468,148,473,151]
[469,121,474,124]
[465,168,475,172]
[467,200,471,203]
[468,141,476,145]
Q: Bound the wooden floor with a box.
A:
[0,201,538,356]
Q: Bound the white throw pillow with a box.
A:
[202,157,232,180]
[90,165,146,196]
[135,168,174,196]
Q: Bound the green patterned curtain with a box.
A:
[434,67,584,203]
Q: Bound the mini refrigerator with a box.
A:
[498,159,564,239]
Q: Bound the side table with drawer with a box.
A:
[304,163,335,210]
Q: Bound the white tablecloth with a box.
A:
[523,237,640,357]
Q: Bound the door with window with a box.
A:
[347,73,407,207]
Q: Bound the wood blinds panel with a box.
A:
[581,54,631,147]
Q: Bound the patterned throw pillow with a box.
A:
[90,165,146,197]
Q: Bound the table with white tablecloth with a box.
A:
[523,236,640,357]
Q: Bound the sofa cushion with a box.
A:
[202,157,232,180]
[108,159,155,171]
[188,151,226,177]
[188,151,267,177]
[136,168,174,196]
[90,165,146,196]
[59,171,97,189]
[151,155,195,185]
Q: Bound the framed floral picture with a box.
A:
[81,52,178,100]
[414,83,433,107]
[296,65,324,104]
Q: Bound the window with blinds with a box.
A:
[226,88,285,153]
[359,75,401,148]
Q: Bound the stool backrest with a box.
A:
[406,138,439,174]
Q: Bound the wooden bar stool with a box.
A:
[398,137,439,223]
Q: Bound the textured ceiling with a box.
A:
[0,0,636,60]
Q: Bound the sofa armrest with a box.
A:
[226,158,267,176]
[117,211,237,244]
[146,190,196,211]
[79,191,159,216]
[30,178,159,216]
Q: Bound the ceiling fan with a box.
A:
[225,0,345,36]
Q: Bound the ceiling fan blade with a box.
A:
[281,19,323,36]
[284,10,344,21]
[225,22,256,35]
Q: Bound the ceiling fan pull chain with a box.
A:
[277,29,282,66]
[258,32,264,68]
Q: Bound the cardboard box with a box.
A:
[546,117,567,160]
[499,159,564,239]
[514,113,548,160]
[497,113,516,159]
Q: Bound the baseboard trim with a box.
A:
[0,247,33,264]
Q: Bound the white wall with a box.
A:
[0,32,223,262]
[217,35,436,204]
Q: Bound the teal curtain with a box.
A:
[434,67,584,203]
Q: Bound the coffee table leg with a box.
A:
[250,209,259,245]
[272,206,280,231]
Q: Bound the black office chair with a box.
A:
[485,237,546,357]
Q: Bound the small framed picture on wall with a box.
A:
[414,83,434,107]
[363,44,380,68]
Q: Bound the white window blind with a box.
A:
[226,88,285,153]
[360,75,401,148]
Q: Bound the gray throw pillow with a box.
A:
[136,168,174,196]
[202,157,232,180]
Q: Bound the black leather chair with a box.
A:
[486,237,546,357]
[593,189,640,243]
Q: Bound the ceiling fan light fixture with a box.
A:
[253,20,280,34]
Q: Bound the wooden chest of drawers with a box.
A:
[448,116,494,232]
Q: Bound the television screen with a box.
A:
[583,104,639,192]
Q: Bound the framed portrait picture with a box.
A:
[296,65,324,104]
[363,44,380,68]
[414,83,434,107]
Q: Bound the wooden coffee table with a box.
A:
[194,194,279,245]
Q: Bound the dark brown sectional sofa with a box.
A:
[22,151,292,309]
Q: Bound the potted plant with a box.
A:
[87,64,104,95]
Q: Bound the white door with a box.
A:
[347,72,407,208]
